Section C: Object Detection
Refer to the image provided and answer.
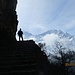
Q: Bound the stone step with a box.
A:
[0,56,36,61]
[0,70,38,75]
[0,59,36,66]
[0,41,41,75]
[0,64,37,72]
[0,49,36,53]
[0,53,36,57]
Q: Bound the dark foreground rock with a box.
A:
[0,40,50,75]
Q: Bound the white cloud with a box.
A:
[38,32,75,53]
[59,38,71,48]
[42,34,74,48]
[42,34,59,45]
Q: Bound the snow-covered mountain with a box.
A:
[35,30,73,42]
[36,30,71,38]
[23,31,33,38]
[24,30,73,41]
[24,30,75,53]
[23,29,75,62]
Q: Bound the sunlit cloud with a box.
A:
[42,34,59,45]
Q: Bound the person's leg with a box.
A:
[19,36,20,41]
[22,36,23,41]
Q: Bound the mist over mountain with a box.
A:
[23,30,75,54]
[24,29,74,42]
[36,30,71,38]
[23,31,33,38]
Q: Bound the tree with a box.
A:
[53,41,75,75]
[38,42,50,57]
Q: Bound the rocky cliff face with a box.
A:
[0,1,51,75]
[0,0,18,41]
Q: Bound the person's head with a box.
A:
[20,28,21,31]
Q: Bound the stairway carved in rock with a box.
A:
[0,41,40,75]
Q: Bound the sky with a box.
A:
[16,0,75,35]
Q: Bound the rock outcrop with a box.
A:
[0,0,18,41]
[0,1,50,75]
[0,40,50,75]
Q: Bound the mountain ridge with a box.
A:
[23,29,74,40]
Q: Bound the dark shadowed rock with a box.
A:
[0,0,18,42]
[0,40,50,75]
[0,1,50,75]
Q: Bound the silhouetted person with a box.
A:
[18,28,23,41]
